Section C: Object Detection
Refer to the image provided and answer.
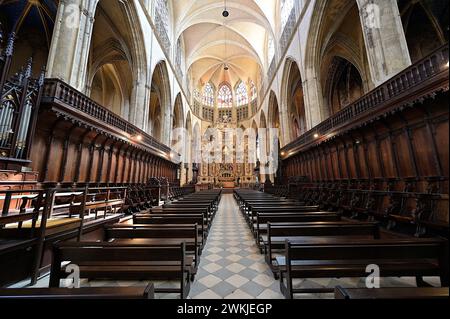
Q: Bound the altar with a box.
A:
[222,181,235,188]
[197,115,257,188]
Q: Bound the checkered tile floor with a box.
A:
[188,194,284,299]
[15,194,441,299]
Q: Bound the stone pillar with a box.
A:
[302,72,328,127]
[129,79,148,129]
[46,0,98,92]
[278,102,291,145]
[357,0,411,86]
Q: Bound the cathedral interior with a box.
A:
[0,0,449,301]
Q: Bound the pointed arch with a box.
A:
[281,57,307,142]
[87,0,148,125]
[149,61,172,144]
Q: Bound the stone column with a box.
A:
[46,0,98,92]
[357,0,411,86]
[129,79,148,129]
[302,72,329,128]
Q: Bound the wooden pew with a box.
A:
[69,187,126,223]
[0,189,54,286]
[254,212,342,244]
[334,286,449,299]
[278,238,449,299]
[265,221,380,274]
[104,224,200,277]
[162,203,215,220]
[0,284,155,299]
[247,206,323,229]
[149,207,212,230]
[133,214,206,247]
[49,241,191,299]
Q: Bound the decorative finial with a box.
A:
[0,22,4,46]
[24,57,33,79]
[5,32,16,57]
[38,66,46,86]
[17,67,24,85]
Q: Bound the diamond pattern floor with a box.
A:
[15,194,441,299]
[188,194,284,299]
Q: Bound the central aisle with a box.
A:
[189,194,284,299]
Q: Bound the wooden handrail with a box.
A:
[41,79,172,155]
[282,44,449,156]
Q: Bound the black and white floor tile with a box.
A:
[14,194,441,299]
[188,194,284,299]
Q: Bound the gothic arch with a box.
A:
[87,0,147,123]
[173,93,185,130]
[325,56,364,115]
[260,110,267,129]
[304,0,370,121]
[149,61,172,144]
[0,1,57,78]
[399,0,448,63]
[268,91,282,144]
[281,58,307,142]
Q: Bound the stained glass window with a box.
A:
[235,81,249,107]
[218,84,233,108]
[281,0,294,30]
[203,83,215,107]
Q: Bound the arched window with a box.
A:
[250,81,257,102]
[281,0,295,30]
[193,89,201,101]
[218,84,233,108]
[203,82,215,107]
[236,81,249,107]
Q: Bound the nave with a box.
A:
[6,192,444,300]
[0,0,448,303]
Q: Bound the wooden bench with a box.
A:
[334,286,449,299]
[149,207,212,229]
[104,224,200,276]
[133,214,207,247]
[49,241,191,299]
[0,189,54,286]
[0,284,155,299]
[254,212,342,245]
[265,221,380,274]
[278,238,449,299]
[69,187,126,219]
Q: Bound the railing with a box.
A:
[267,57,276,85]
[41,79,172,154]
[174,62,183,84]
[281,44,449,155]
[0,30,45,163]
[280,9,297,54]
[154,9,171,56]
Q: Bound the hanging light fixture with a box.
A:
[222,0,229,17]
[223,0,229,71]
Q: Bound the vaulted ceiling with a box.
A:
[173,0,278,89]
